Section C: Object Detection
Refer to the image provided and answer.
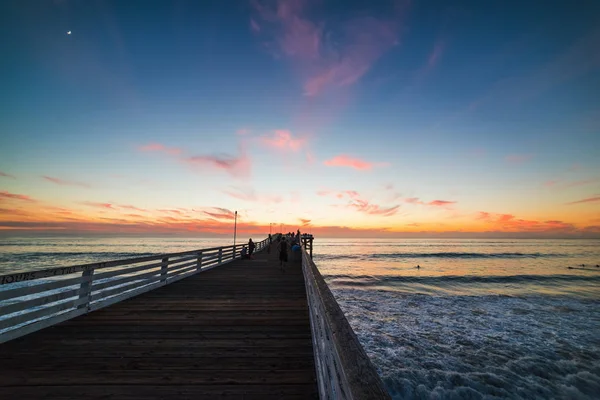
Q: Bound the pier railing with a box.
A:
[300,246,391,400]
[0,238,269,343]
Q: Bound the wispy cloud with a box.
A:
[427,39,445,69]
[185,147,251,179]
[223,186,283,204]
[260,129,307,151]
[474,211,582,233]
[566,196,600,205]
[43,176,90,188]
[505,154,533,165]
[404,197,457,207]
[348,199,400,216]
[318,189,400,217]
[158,209,184,215]
[428,200,456,207]
[117,204,146,212]
[323,154,388,170]
[252,0,405,96]
[299,218,311,225]
[0,191,36,202]
[138,143,182,155]
[203,207,236,220]
[80,201,114,209]
[140,138,252,180]
[0,171,15,179]
[250,18,261,33]
[466,29,600,113]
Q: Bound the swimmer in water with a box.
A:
[416,265,420,269]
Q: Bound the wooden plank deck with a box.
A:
[0,246,318,399]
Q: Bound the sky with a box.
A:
[0,0,599,238]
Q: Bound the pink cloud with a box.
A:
[566,196,600,205]
[323,154,388,170]
[117,204,146,212]
[299,218,311,225]
[250,18,261,33]
[0,191,36,202]
[260,129,306,151]
[403,198,456,207]
[80,201,114,209]
[253,0,404,96]
[302,18,398,96]
[562,178,600,189]
[0,171,15,179]
[405,197,423,205]
[427,40,445,69]
[139,143,182,155]
[427,200,457,207]
[185,146,251,179]
[476,212,491,220]
[0,207,29,216]
[223,186,283,204]
[204,207,236,220]
[348,199,400,216]
[236,128,250,135]
[43,176,90,188]
[543,177,600,189]
[318,188,400,217]
[158,209,184,215]
[505,154,533,164]
[497,213,515,222]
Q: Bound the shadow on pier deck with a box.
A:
[0,249,318,399]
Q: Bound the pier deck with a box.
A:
[0,247,318,399]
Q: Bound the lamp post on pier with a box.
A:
[233,211,237,248]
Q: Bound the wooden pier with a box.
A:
[0,235,390,399]
[0,245,317,399]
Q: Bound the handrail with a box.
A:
[0,237,270,343]
[300,245,390,400]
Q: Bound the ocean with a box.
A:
[1,236,599,399]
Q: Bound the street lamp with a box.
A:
[233,211,237,247]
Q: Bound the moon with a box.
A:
[67,31,71,35]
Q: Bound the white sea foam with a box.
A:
[332,288,600,399]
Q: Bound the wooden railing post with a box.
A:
[77,267,94,310]
[218,248,223,264]
[161,257,169,283]
[196,251,203,271]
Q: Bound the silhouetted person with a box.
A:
[248,239,255,258]
[278,237,288,270]
[267,234,272,254]
[241,246,249,259]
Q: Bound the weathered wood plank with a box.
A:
[0,385,319,400]
[0,244,318,398]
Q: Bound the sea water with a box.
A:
[1,237,599,399]
[314,239,600,399]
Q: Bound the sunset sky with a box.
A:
[0,0,599,237]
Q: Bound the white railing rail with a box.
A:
[0,238,270,344]
[300,245,390,400]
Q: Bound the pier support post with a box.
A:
[161,257,169,283]
[196,252,203,271]
[77,267,94,310]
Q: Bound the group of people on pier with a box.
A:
[240,230,304,271]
